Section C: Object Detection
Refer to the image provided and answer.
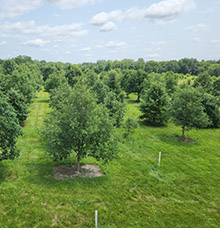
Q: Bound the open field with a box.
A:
[0,91,220,227]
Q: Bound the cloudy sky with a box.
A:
[0,0,219,63]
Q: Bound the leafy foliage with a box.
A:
[104,91,125,127]
[171,86,210,138]
[123,118,139,138]
[202,93,220,128]
[64,64,82,87]
[42,85,118,171]
[44,72,66,93]
[0,91,23,161]
[140,82,169,126]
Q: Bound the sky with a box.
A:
[0,0,220,63]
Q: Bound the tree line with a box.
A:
[1,56,220,169]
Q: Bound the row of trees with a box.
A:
[1,55,220,167]
[41,59,220,168]
[0,56,42,161]
[38,57,220,83]
[139,71,220,138]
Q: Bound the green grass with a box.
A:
[0,91,220,227]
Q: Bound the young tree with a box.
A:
[212,78,220,98]
[0,91,23,162]
[131,69,147,102]
[164,71,178,95]
[121,69,136,97]
[104,91,125,127]
[171,86,209,138]
[193,71,213,93]
[64,64,82,87]
[202,93,220,128]
[140,82,169,126]
[42,85,117,171]
[44,72,66,93]
[123,118,139,139]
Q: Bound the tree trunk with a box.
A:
[182,126,185,138]
[77,156,81,172]
[137,94,140,102]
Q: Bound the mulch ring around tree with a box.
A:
[177,136,195,143]
[54,164,103,179]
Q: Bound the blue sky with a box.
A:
[0,0,220,63]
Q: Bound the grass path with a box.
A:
[0,91,220,227]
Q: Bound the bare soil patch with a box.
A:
[54,164,103,179]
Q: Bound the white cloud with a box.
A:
[1,21,88,41]
[80,47,91,52]
[47,0,100,9]
[143,48,152,52]
[193,37,202,43]
[23,39,50,47]
[47,0,101,9]
[90,10,122,25]
[151,41,166,46]
[211,39,220,44]
[0,41,7,46]
[0,0,41,19]
[145,53,160,58]
[84,53,93,57]
[100,21,117,32]
[105,41,127,49]
[186,23,209,32]
[144,0,196,22]
[90,0,195,31]
[125,8,146,20]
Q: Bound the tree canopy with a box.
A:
[171,86,210,138]
[0,91,23,162]
[42,84,118,171]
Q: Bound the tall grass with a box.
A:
[0,91,219,227]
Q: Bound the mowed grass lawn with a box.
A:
[0,91,220,227]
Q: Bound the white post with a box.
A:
[95,210,98,228]
[158,152,161,167]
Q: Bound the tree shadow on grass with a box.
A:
[139,120,167,128]
[24,160,108,189]
[0,162,17,183]
[126,99,139,104]
[157,133,198,148]
[0,163,8,183]
[36,99,49,104]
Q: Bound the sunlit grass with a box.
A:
[0,91,219,227]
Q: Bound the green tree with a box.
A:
[42,85,117,171]
[123,118,139,139]
[106,70,122,95]
[164,72,178,95]
[104,91,125,127]
[208,64,220,77]
[6,88,29,123]
[193,71,213,93]
[91,80,110,104]
[140,83,169,126]
[2,59,16,75]
[212,78,220,98]
[202,94,220,128]
[121,69,136,97]
[0,91,23,162]
[44,72,66,93]
[171,86,209,138]
[64,64,82,87]
[130,69,147,102]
